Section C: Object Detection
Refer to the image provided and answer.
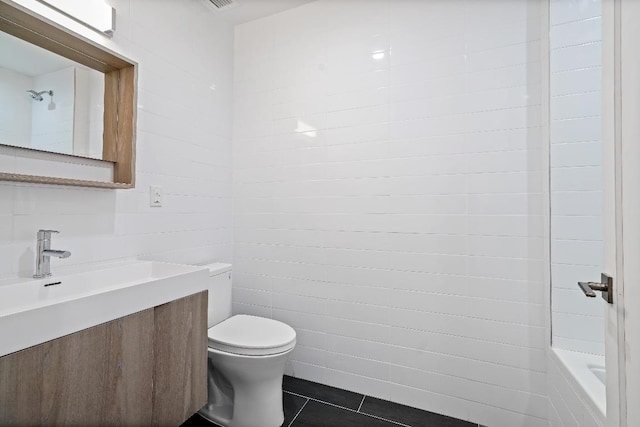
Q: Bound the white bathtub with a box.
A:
[551,347,606,419]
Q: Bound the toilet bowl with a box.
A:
[197,264,296,427]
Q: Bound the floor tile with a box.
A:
[291,400,398,427]
[360,397,476,427]
[180,413,222,427]
[180,392,304,427]
[283,392,308,426]
[283,376,364,410]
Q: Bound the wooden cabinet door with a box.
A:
[152,292,208,426]
[0,308,155,426]
[0,291,207,426]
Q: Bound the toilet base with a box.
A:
[199,347,292,427]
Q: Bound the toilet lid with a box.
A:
[207,315,296,356]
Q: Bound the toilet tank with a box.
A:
[200,263,232,328]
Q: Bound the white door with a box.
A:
[602,0,640,425]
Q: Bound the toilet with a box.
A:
[198,263,296,427]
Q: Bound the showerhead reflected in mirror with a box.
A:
[0,30,104,159]
[26,89,52,101]
[48,94,56,111]
[26,89,56,110]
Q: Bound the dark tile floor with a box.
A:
[181,375,481,427]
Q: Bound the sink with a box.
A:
[0,261,208,357]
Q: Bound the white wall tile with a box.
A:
[0,1,233,279]
[548,4,605,422]
[234,1,546,425]
[551,142,601,167]
[550,17,601,49]
[551,117,601,143]
[551,67,601,96]
[550,0,604,358]
[551,0,601,25]
[550,42,601,72]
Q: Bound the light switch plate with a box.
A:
[150,186,162,207]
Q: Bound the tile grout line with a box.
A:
[356,395,366,412]
[284,390,361,414]
[287,397,309,427]
[283,390,411,427]
[358,409,414,427]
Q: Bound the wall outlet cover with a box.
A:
[150,186,162,207]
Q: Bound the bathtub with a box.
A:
[551,348,606,419]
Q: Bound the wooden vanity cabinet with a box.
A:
[0,291,207,426]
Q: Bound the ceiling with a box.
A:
[0,31,76,77]
[206,0,316,25]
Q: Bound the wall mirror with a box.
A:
[0,30,105,159]
[0,0,137,188]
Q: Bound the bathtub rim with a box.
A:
[550,347,606,423]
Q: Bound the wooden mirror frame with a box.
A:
[0,0,137,189]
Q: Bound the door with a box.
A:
[615,0,640,425]
[602,0,640,425]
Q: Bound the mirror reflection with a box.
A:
[0,30,104,159]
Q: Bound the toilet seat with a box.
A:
[207,315,296,356]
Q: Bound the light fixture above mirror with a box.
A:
[37,0,115,36]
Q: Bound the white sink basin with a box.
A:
[0,261,208,357]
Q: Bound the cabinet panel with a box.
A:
[0,291,207,426]
[0,337,44,424]
[0,308,154,425]
[153,291,208,426]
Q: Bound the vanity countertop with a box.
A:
[0,260,208,357]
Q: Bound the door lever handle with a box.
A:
[578,281,602,297]
[577,273,613,304]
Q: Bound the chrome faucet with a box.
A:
[34,230,71,278]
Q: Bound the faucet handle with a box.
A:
[37,229,59,239]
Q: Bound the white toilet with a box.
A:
[198,263,296,427]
